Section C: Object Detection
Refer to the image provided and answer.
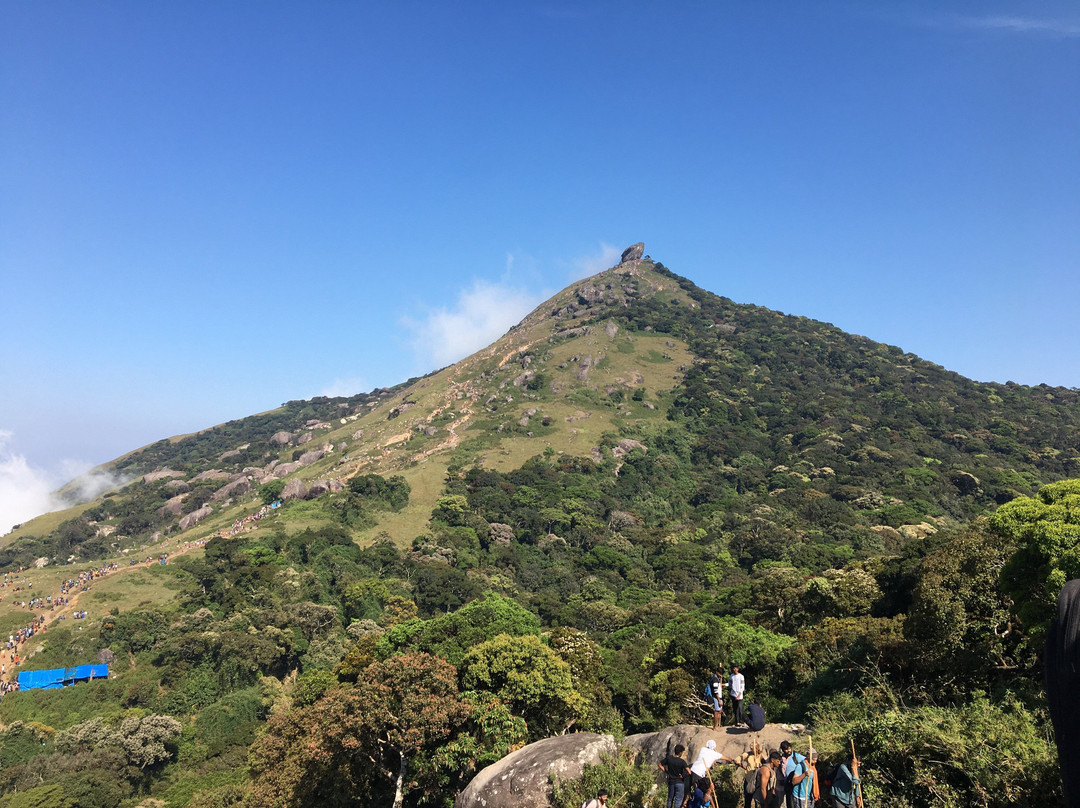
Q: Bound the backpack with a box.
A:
[819,762,840,793]
[785,758,807,792]
[703,680,712,700]
[688,787,711,808]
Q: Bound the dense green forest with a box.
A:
[2,263,1077,808]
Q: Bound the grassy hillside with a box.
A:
[0,253,1074,808]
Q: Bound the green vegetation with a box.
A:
[1,260,1077,806]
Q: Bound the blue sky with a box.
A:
[2,1,1078,531]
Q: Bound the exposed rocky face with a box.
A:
[454,733,617,808]
[621,242,645,263]
[178,505,213,531]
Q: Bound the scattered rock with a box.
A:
[605,321,619,339]
[898,522,938,540]
[870,525,904,545]
[274,462,302,478]
[296,433,314,446]
[950,470,982,496]
[612,439,647,459]
[164,480,190,492]
[539,533,568,549]
[269,431,293,446]
[352,429,365,440]
[488,523,515,546]
[577,355,594,381]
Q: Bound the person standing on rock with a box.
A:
[659,743,691,808]
[729,665,746,726]
[708,668,725,728]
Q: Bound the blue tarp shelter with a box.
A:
[17,664,109,690]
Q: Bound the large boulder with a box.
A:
[622,723,804,776]
[620,242,644,263]
[157,495,187,517]
[307,479,344,498]
[269,431,293,446]
[297,450,325,467]
[455,733,617,808]
[179,505,213,531]
[192,469,230,482]
[211,477,251,501]
[143,469,185,483]
[281,479,309,501]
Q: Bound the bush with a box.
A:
[551,749,660,808]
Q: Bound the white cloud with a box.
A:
[910,11,1080,37]
[569,242,622,281]
[319,377,370,398]
[0,431,127,536]
[959,15,1080,36]
[402,242,625,370]
[403,280,545,368]
[0,432,56,535]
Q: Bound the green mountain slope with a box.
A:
[0,248,1075,808]
[9,251,1078,568]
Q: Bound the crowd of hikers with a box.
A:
[656,739,862,808]
[0,615,49,692]
[640,667,863,808]
[215,501,282,539]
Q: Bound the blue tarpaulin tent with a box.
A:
[17,664,109,690]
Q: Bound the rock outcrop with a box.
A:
[281,479,309,501]
[454,733,617,808]
[269,431,292,446]
[143,469,185,483]
[211,477,251,501]
[192,469,230,482]
[157,495,187,517]
[620,242,644,263]
[179,505,213,531]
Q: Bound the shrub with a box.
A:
[551,749,660,808]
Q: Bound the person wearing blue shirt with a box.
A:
[830,754,861,808]
[788,748,814,808]
[780,741,807,808]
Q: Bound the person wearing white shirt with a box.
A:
[690,739,734,789]
[729,666,746,726]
